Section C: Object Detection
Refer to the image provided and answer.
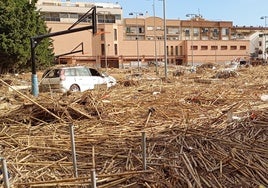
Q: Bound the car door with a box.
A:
[40,69,61,91]
[75,67,95,91]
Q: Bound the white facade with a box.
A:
[259,33,268,60]
[36,0,123,24]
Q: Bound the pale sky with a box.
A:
[72,0,268,26]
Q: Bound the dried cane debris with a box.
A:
[0,66,267,187]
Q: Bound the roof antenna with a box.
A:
[198,8,202,17]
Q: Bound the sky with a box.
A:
[73,0,268,27]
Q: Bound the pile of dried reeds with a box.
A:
[0,66,267,187]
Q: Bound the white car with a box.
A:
[39,66,116,93]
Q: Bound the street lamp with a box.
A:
[186,13,198,67]
[147,0,159,74]
[99,11,110,71]
[158,0,167,79]
[153,0,158,75]
[163,0,168,79]
[129,12,143,70]
[260,16,268,63]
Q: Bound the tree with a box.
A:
[0,0,54,74]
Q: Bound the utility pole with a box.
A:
[261,16,268,63]
[150,0,158,74]
[186,13,198,67]
[129,12,143,70]
[163,0,168,79]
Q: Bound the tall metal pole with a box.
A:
[136,15,140,71]
[215,42,217,64]
[264,16,268,63]
[104,12,108,71]
[186,14,197,66]
[130,12,143,70]
[261,16,267,63]
[152,0,158,74]
[163,0,168,79]
[99,11,110,71]
[190,19,193,66]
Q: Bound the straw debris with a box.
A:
[0,65,267,187]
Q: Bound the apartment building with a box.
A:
[36,0,261,68]
[123,16,249,66]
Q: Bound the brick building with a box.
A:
[36,0,265,68]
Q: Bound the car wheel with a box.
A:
[69,84,80,92]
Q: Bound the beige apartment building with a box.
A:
[37,0,262,68]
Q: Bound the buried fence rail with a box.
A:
[0,157,10,188]
[69,124,78,178]
[141,132,147,170]
[90,169,97,188]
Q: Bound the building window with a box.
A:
[101,43,105,56]
[231,46,237,50]
[126,27,131,33]
[175,46,179,56]
[78,14,92,22]
[221,46,228,50]
[127,26,144,34]
[114,44,118,55]
[201,28,209,35]
[114,29,117,41]
[60,13,68,18]
[212,29,219,36]
[221,28,229,36]
[185,28,190,36]
[41,12,60,22]
[167,46,169,56]
[193,28,199,36]
[211,45,218,50]
[201,46,208,50]
[98,14,115,23]
[138,27,144,34]
[43,2,55,6]
[70,13,78,19]
[168,27,179,35]
[115,14,121,21]
[191,45,198,50]
[126,26,139,34]
[211,28,219,39]
[171,46,174,55]
[240,46,246,50]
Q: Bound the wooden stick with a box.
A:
[0,78,64,122]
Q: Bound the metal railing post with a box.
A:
[69,124,78,178]
[0,157,10,188]
[141,132,147,170]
